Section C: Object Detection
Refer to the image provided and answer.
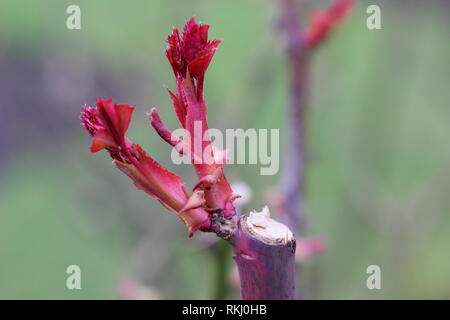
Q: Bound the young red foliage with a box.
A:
[303,0,353,48]
[81,18,239,237]
[152,17,238,219]
[81,98,211,236]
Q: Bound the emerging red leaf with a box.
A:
[161,18,238,219]
[81,98,211,236]
[81,98,134,152]
[166,17,222,83]
[303,0,353,48]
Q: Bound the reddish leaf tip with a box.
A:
[166,16,221,81]
[304,0,353,47]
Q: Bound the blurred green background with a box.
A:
[0,0,449,299]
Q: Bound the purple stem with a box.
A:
[279,0,310,235]
[229,215,296,300]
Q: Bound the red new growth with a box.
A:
[151,17,238,219]
[303,0,353,48]
[166,17,222,88]
[81,17,238,237]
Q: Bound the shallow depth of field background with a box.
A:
[0,0,449,299]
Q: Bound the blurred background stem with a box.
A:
[279,0,309,236]
[278,0,310,300]
[212,241,231,299]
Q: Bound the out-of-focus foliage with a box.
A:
[0,0,449,299]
